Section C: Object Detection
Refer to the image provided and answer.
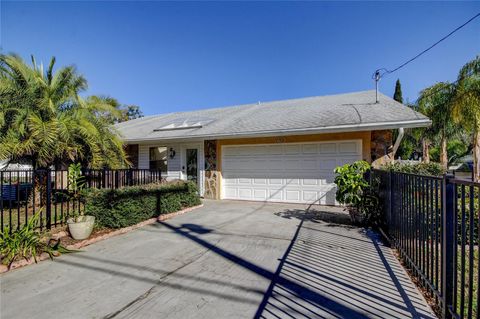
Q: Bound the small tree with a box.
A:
[418,82,457,170]
[394,79,404,103]
[0,54,128,169]
[122,105,143,122]
[453,55,480,181]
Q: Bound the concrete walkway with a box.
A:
[0,200,436,319]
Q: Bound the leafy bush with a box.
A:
[334,161,370,208]
[83,181,201,229]
[0,212,71,268]
[381,161,446,176]
[334,161,381,225]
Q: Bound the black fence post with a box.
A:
[0,171,3,233]
[102,168,107,188]
[114,170,119,189]
[389,170,394,231]
[442,174,455,319]
[45,169,52,230]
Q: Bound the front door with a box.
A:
[185,148,198,185]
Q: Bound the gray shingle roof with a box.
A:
[115,90,430,142]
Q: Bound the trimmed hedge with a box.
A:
[380,161,446,177]
[83,181,201,229]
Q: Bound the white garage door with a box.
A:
[221,140,362,205]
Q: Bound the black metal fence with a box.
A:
[371,169,479,319]
[0,168,162,233]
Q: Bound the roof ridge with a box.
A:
[118,90,378,124]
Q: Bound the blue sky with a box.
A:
[1,1,479,115]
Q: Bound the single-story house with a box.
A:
[115,90,430,205]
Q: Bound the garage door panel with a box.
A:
[268,178,283,185]
[338,142,358,154]
[238,178,252,185]
[238,188,252,199]
[286,178,300,185]
[302,159,317,170]
[267,145,283,155]
[302,191,319,202]
[222,140,361,204]
[319,143,337,153]
[302,179,320,186]
[336,156,360,167]
[302,144,318,154]
[285,190,300,201]
[253,178,267,185]
[253,189,267,200]
[224,188,237,198]
[285,144,302,154]
[223,178,237,185]
[268,189,283,201]
[320,158,337,170]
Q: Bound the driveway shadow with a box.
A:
[254,208,436,319]
[275,206,354,226]
[156,207,435,319]
[157,220,371,318]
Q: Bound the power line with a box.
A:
[373,12,480,80]
[412,78,460,106]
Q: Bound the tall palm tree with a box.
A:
[418,82,457,169]
[0,54,127,169]
[453,55,480,181]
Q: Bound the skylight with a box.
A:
[153,117,215,132]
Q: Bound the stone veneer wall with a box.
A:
[204,140,219,199]
[370,130,393,163]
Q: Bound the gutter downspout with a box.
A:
[391,127,405,162]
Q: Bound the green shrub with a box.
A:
[0,212,71,268]
[381,161,445,176]
[83,181,201,229]
[334,160,382,226]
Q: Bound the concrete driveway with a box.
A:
[1,200,436,319]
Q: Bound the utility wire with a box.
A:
[373,12,480,80]
[412,78,460,106]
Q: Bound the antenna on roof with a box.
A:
[374,70,380,103]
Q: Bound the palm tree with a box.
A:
[418,82,457,169]
[453,55,480,180]
[0,54,127,169]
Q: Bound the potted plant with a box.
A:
[66,164,95,240]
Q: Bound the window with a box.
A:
[149,147,167,172]
[153,117,215,132]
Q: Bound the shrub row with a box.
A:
[83,181,201,229]
[380,161,446,176]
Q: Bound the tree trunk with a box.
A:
[422,138,430,163]
[474,130,480,182]
[440,136,448,170]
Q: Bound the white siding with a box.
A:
[138,143,181,179]
[137,142,204,196]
